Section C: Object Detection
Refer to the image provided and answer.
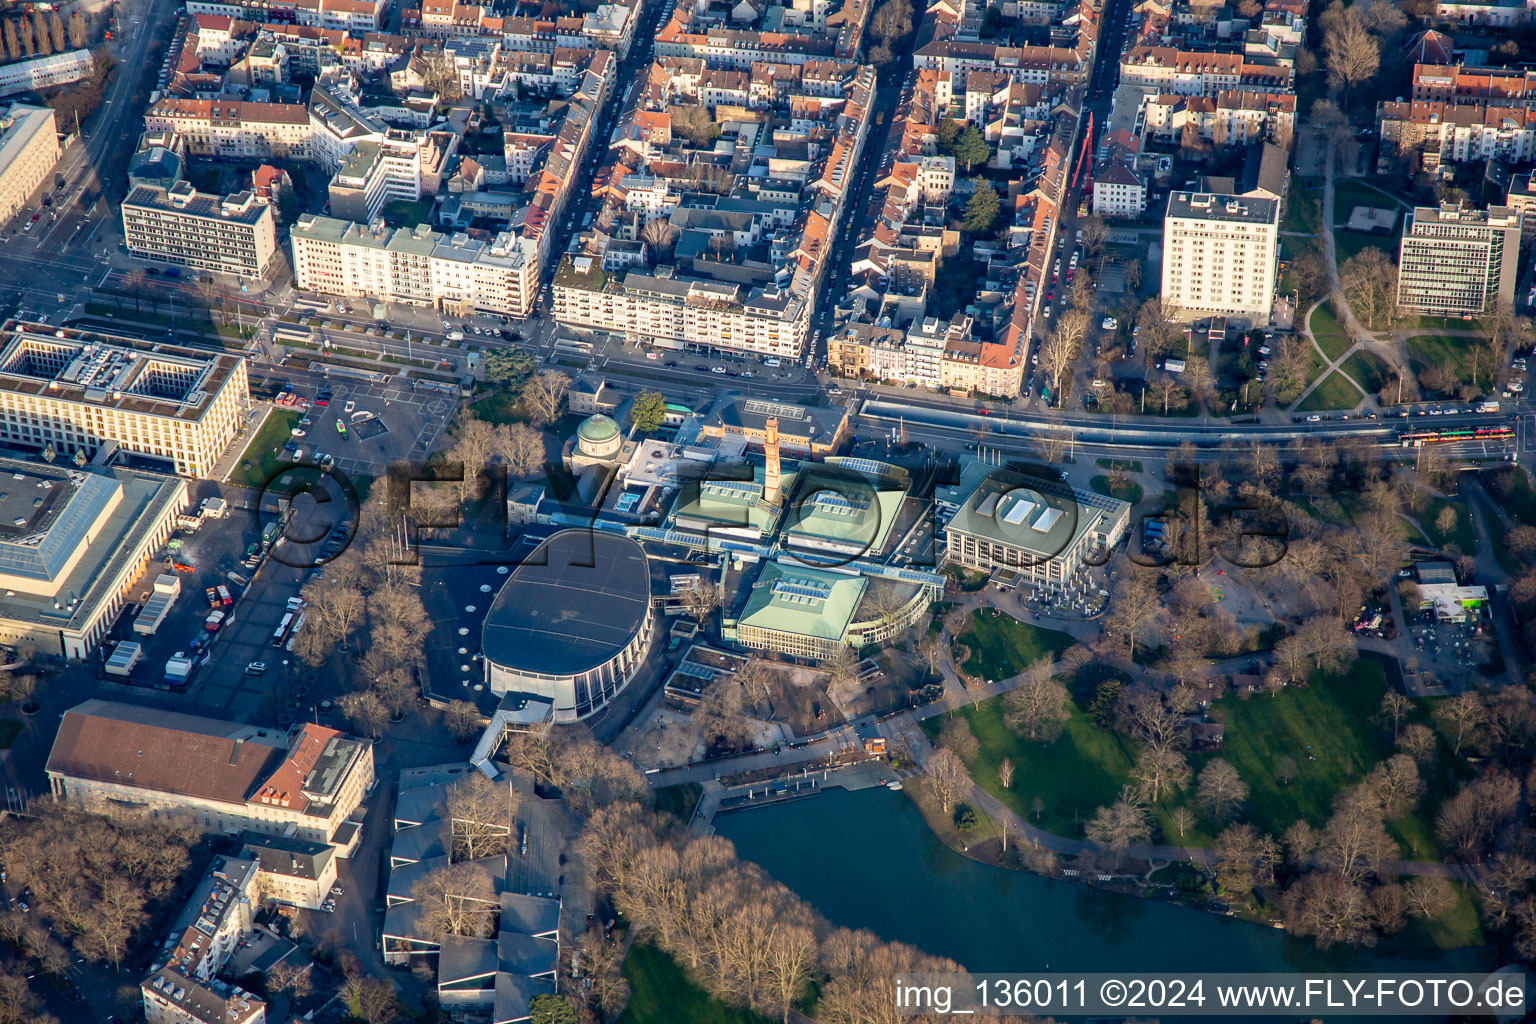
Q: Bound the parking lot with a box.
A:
[254,371,456,481]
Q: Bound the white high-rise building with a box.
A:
[1396,203,1522,316]
[1160,191,1280,320]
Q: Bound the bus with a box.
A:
[271,611,294,647]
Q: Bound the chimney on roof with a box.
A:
[764,416,782,504]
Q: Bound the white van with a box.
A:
[764,358,781,367]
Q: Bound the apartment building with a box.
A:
[1160,190,1280,320]
[0,322,249,477]
[239,833,338,910]
[143,98,311,160]
[1092,161,1147,217]
[0,104,60,227]
[1376,100,1536,170]
[1119,46,1292,97]
[122,181,279,279]
[141,855,266,1024]
[290,214,539,316]
[47,701,375,850]
[1506,173,1536,242]
[186,0,386,33]
[553,257,809,357]
[143,973,265,1024]
[327,135,426,221]
[1396,203,1522,315]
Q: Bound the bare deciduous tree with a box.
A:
[925,747,970,813]
[444,772,515,861]
[1196,758,1249,823]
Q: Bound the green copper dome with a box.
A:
[577,414,620,443]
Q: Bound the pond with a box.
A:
[715,787,1495,977]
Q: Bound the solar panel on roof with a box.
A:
[772,579,832,601]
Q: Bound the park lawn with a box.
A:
[1332,179,1402,220]
[228,409,302,489]
[654,782,703,821]
[1206,659,1442,860]
[1400,315,1483,332]
[1420,497,1476,553]
[0,719,20,750]
[1391,882,1485,951]
[1284,187,1321,236]
[928,697,1216,847]
[1333,229,1399,265]
[618,943,773,1024]
[382,198,436,225]
[1090,474,1144,504]
[1308,302,1353,361]
[955,609,1075,681]
[1095,458,1143,473]
[1341,350,1389,395]
[1296,370,1363,412]
[468,389,524,424]
[1406,335,1477,388]
[928,698,1134,840]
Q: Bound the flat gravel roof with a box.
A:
[482,530,651,677]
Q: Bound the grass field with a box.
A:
[1341,350,1389,396]
[1420,497,1476,553]
[1205,659,1449,859]
[1406,335,1476,389]
[1296,370,1363,412]
[1090,474,1143,504]
[925,696,1138,840]
[1284,188,1322,236]
[1308,303,1353,360]
[1393,882,1485,951]
[0,719,20,750]
[654,782,703,821]
[955,610,1075,682]
[228,409,302,489]
[618,944,772,1024]
[1332,179,1407,218]
[1095,458,1143,473]
[1333,230,1398,265]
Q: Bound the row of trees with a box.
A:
[866,0,913,66]
[0,805,199,971]
[579,800,966,1023]
[0,10,86,65]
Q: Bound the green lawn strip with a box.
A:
[1308,302,1353,361]
[1284,187,1321,236]
[1090,475,1143,504]
[1481,467,1536,528]
[229,409,302,489]
[618,943,773,1024]
[1205,659,1444,859]
[926,700,1136,840]
[1388,882,1485,951]
[1331,180,1403,220]
[1400,316,1484,332]
[1296,370,1363,412]
[1341,350,1389,395]
[1334,230,1396,265]
[1095,458,1143,473]
[1405,335,1478,387]
[955,610,1075,681]
[653,782,703,821]
[1420,497,1476,553]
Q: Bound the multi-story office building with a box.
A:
[939,464,1131,590]
[1396,203,1522,315]
[46,701,375,849]
[0,321,249,477]
[290,214,539,317]
[0,104,60,227]
[0,457,186,659]
[122,181,278,279]
[1160,191,1280,319]
[0,50,93,98]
